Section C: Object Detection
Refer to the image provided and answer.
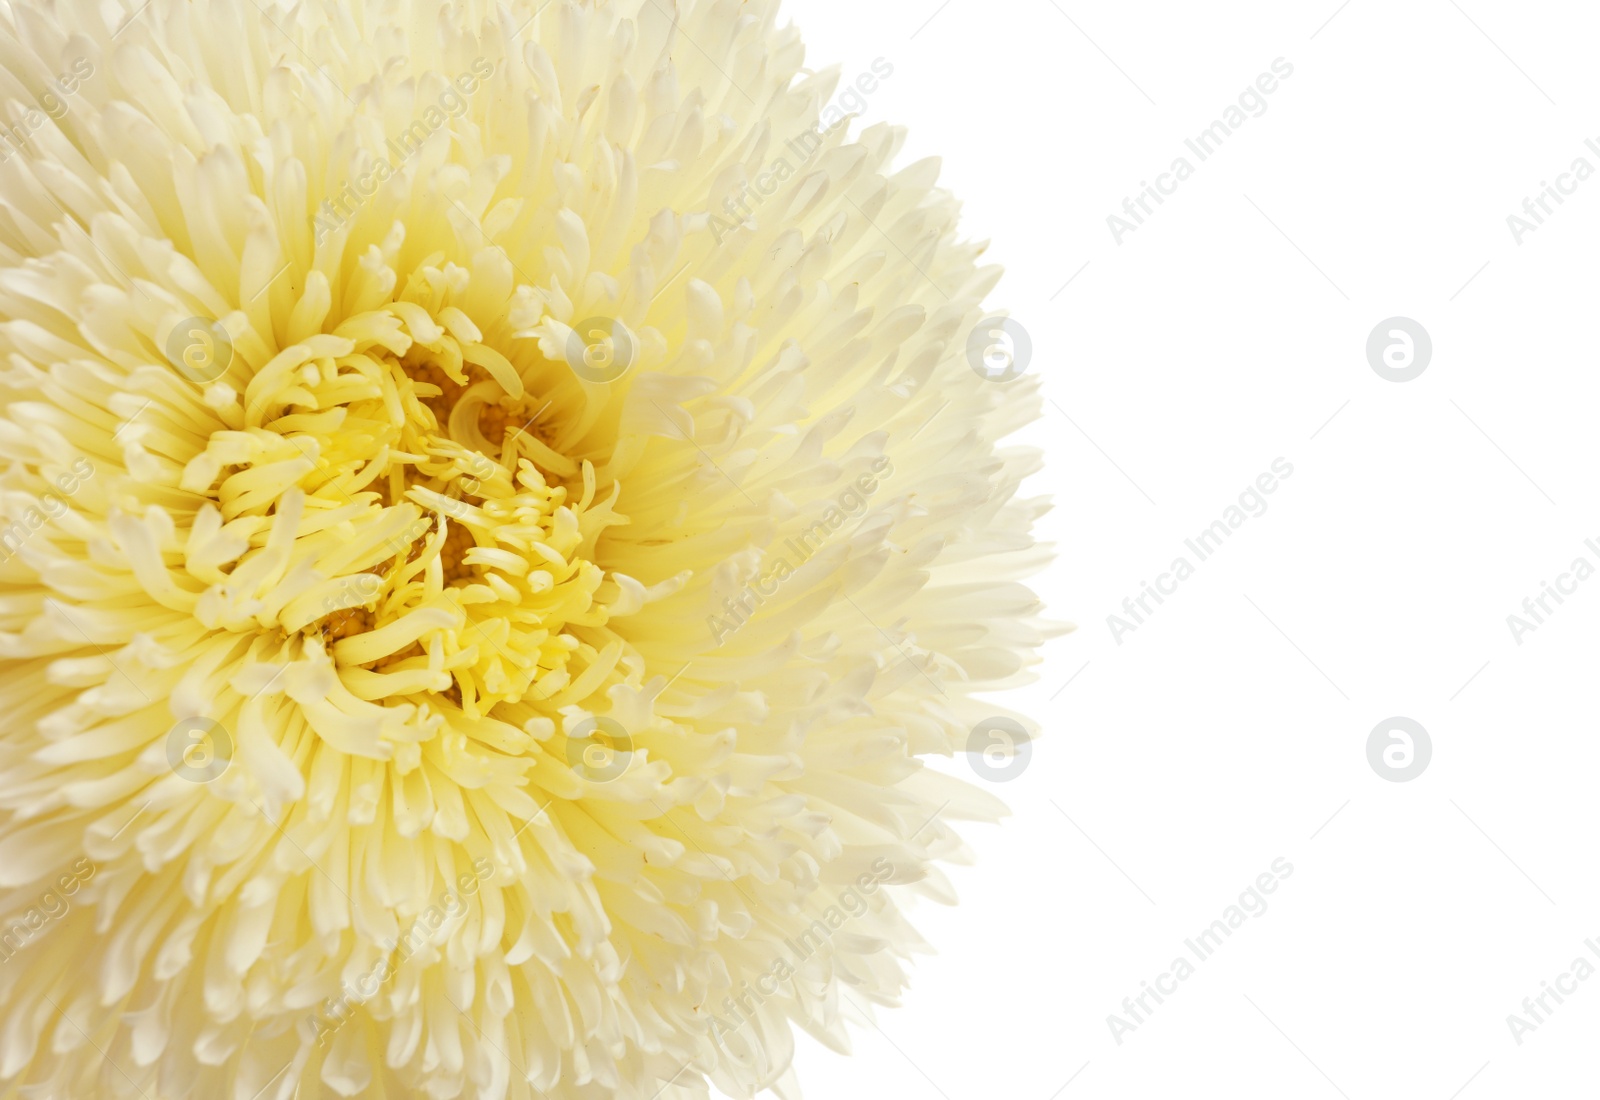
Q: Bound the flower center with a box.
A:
[176,293,625,720]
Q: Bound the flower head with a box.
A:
[0,1,1047,1097]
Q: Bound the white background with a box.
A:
[759,2,1600,1098]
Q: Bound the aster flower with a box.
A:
[0,1,1049,1098]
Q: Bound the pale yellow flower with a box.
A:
[0,1,1047,1097]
